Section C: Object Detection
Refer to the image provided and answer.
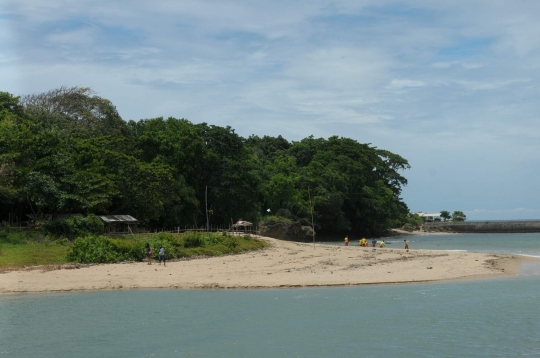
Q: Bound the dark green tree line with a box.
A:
[1,87,412,235]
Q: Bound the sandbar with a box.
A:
[0,236,534,294]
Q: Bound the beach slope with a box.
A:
[0,236,530,294]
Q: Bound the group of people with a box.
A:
[144,243,166,266]
[345,236,409,250]
[346,236,385,248]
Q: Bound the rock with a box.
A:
[259,219,315,242]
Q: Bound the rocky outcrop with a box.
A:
[259,219,315,242]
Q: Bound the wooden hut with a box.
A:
[99,215,138,234]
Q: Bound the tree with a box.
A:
[1,87,413,235]
[440,210,452,221]
[20,86,130,138]
[452,211,466,221]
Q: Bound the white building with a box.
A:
[416,212,442,222]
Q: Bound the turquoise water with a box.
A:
[2,234,540,357]
[1,279,540,357]
[323,232,540,257]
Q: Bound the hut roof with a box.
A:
[99,215,138,223]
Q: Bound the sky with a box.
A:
[1,0,540,220]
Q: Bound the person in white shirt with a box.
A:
[158,245,166,266]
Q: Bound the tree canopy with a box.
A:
[440,210,452,221]
[0,87,412,236]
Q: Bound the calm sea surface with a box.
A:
[1,233,540,358]
[323,232,540,257]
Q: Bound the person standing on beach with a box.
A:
[158,245,166,267]
[345,236,349,246]
[145,243,152,265]
[379,240,385,248]
[404,239,409,251]
[372,238,377,247]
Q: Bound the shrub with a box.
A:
[263,215,292,224]
[67,235,122,263]
[223,236,239,249]
[42,220,71,238]
[110,239,145,261]
[65,232,267,264]
[43,214,104,240]
[183,232,205,248]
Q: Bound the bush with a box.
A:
[42,220,71,238]
[65,232,267,264]
[43,214,104,240]
[67,235,122,263]
[401,213,423,230]
[183,236,204,247]
[263,215,292,224]
[223,236,239,249]
[110,239,145,261]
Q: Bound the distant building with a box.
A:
[417,212,442,222]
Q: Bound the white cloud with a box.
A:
[2,0,540,216]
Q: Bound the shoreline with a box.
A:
[387,228,457,236]
[0,236,536,295]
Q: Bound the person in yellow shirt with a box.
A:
[379,240,385,248]
[344,236,349,246]
[404,239,409,251]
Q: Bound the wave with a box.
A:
[514,254,540,258]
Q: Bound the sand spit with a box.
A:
[0,236,533,294]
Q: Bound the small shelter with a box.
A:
[229,219,253,233]
[99,215,138,234]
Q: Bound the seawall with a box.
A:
[424,221,540,233]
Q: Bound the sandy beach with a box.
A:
[0,236,533,294]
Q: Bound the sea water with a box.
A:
[1,234,540,358]
[324,232,540,257]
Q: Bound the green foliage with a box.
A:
[66,235,122,263]
[0,228,41,245]
[65,232,266,264]
[263,216,293,224]
[183,234,205,248]
[1,87,411,237]
[42,214,104,239]
[440,210,452,221]
[452,211,467,221]
[402,213,423,231]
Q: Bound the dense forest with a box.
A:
[0,87,412,236]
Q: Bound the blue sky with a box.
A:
[1,0,540,220]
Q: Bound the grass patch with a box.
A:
[0,229,267,267]
[0,243,70,267]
